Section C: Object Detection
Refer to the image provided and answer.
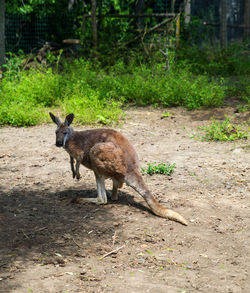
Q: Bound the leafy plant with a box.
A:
[162,112,170,118]
[178,43,250,76]
[0,55,230,127]
[141,162,176,176]
[2,51,25,81]
[200,117,248,141]
[236,104,250,113]
[227,76,250,104]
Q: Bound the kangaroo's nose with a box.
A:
[56,141,63,147]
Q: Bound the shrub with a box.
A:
[0,54,229,126]
[178,43,250,76]
[227,76,250,104]
[0,102,45,126]
[61,89,124,125]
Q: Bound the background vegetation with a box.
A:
[0,43,249,126]
[0,1,249,126]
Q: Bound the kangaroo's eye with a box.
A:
[63,132,67,135]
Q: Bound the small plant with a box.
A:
[236,104,250,113]
[161,112,170,118]
[141,162,176,175]
[201,117,248,141]
[2,51,25,81]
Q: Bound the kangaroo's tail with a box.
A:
[125,170,188,226]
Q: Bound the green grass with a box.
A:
[141,162,176,175]
[226,75,250,104]
[178,43,250,76]
[200,117,248,141]
[0,49,247,127]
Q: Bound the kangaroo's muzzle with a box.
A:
[56,141,63,147]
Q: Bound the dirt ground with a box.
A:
[0,107,249,293]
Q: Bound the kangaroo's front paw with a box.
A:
[72,172,76,179]
[76,173,81,180]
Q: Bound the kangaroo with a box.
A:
[49,112,188,226]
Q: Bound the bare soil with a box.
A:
[0,107,249,293]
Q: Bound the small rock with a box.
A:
[138,258,146,264]
[232,148,242,154]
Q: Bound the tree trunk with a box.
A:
[244,0,250,39]
[184,0,191,25]
[220,0,227,48]
[0,0,5,67]
[91,0,98,55]
[135,0,145,29]
[170,0,176,13]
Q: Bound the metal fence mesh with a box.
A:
[5,14,48,53]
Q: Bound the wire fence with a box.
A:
[4,0,249,54]
[5,14,48,53]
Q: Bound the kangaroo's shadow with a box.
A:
[55,188,152,215]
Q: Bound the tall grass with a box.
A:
[0,49,245,126]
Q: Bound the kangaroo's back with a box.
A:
[66,128,139,172]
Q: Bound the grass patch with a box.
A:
[227,75,250,105]
[141,162,176,176]
[200,117,248,141]
[0,50,244,127]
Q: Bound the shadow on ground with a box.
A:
[0,186,150,291]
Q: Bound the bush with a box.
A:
[61,88,124,125]
[0,102,45,126]
[66,60,225,109]
[177,43,250,76]
[0,54,228,126]
[227,76,250,104]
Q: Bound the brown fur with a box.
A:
[49,112,188,225]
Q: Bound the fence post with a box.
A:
[0,0,5,67]
[91,0,98,55]
[184,0,191,25]
[244,0,250,39]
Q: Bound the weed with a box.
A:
[2,51,25,81]
[141,162,176,176]
[161,112,170,118]
[178,43,250,76]
[200,117,248,141]
[236,104,250,113]
[227,76,250,104]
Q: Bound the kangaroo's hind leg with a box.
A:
[89,142,126,201]
[75,160,81,180]
[111,179,123,201]
[96,174,107,204]
[70,156,76,178]
[80,173,107,204]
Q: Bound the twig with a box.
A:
[22,230,29,239]
[122,17,175,46]
[99,245,125,260]
[33,227,47,233]
[112,231,117,247]
[22,227,47,238]
[73,238,85,249]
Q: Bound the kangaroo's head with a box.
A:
[49,112,74,147]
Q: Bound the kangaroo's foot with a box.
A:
[80,197,107,204]
[76,173,81,180]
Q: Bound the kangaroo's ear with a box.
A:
[65,113,74,126]
[49,112,61,126]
